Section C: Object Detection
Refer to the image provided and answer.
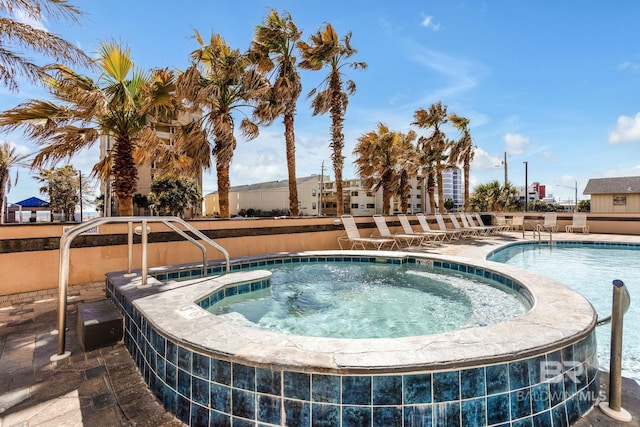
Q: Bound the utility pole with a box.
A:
[523,161,528,212]
[319,161,324,216]
[503,152,508,187]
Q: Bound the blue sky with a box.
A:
[3,1,640,207]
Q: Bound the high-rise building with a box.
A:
[100,111,202,217]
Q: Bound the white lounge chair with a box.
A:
[338,215,397,250]
[397,214,445,244]
[566,212,589,234]
[373,215,425,248]
[537,212,558,232]
[510,216,524,231]
[416,213,460,241]
[448,213,480,237]
[473,213,506,234]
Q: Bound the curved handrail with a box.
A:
[597,284,631,326]
[535,223,553,244]
[54,216,230,359]
[523,221,541,241]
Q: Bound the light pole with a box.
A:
[523,161,528,212]
[556,181,578,212]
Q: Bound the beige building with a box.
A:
[100,111,202,217]
[584,176,640,213]
[204,175,434,217]
[204,175,327,217]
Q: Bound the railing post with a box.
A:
[139,220,150,288]
[599,279,632,422]
[124,221,136,277]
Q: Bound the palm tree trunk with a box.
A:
[284,113,299,216]
[330,73,345,217]
[464,160,470,211]
[112,137,137,217]
[436,165,445,213]
[427,173,436,213]
[0,174,7,224]
[217,160,230,218]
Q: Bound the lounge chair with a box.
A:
[449,213,480,237]
[495,215,512,232]
[463,213,496,235]
[566,212,589,234]
[397,214,445,244]
[416,213,460,241]
[474,213,508,233]
[510,216,524,231]
[536,212,558,232]
[373,215,425,248]
[338,215,397,250]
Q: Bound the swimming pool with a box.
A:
[207,262,528,338]
[488,241,640,380]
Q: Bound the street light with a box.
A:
[523,161,528,212]
[556,181,578,212]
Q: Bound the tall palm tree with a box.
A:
[250,9,302,216]
[0,42,181,216]
[395,131,419,214]
[414,136,438,213]
[0,141,29,223]
[0,0,90,92]
[448,113,475,211]
[412,102,449,213]
[353,123,414,215]
[176,31,269,218]
[298,23,367,216]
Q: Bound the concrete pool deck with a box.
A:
[1,231,639,426]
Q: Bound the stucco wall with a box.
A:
[2,213,639,296]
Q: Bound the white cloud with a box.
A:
[504,133,529,155]
[470,146,502,170]
[14,8,48,31]
[421,16,440,31]
[608,113,640,144]
[618,61,640,72]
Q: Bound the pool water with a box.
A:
[489,243,640,380]
[207,263,527,339]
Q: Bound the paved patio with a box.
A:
[1,231,639,426]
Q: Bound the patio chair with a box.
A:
[510,216,524,231]
[495,215,512,232]
[536,212,559,232]
[417,213,460,241]
[449,213,481,237]
[565,212,589,234]
[474,213,507,233]
[373,215,425,248]
[463,213,497,235]
[338,215,397,250]
[397,214,445,244]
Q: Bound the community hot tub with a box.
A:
[106,251,599,427]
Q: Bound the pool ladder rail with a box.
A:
[523,220,553,244]
[52,216,231,361]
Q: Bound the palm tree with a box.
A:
[353,123,415,215]
[0,0,90,92]
[250,9,302,216]
[448,113,475,211]
[298,23,367,216]
[176,31,269,218]
[414,135,438,213]
[0,142,29,223]
[0,42,181,216]
[412,102,449,213]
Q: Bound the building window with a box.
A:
[416,194,421,199]
[366,192,374,197]
[312,202,317,209]
[351,203,359,209]
[312,189,317,196]
[367,203,375,209]
[613,195,627,206]
[351,191,359,196]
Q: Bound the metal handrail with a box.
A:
[523,221,541,241]
[52,216,230,360]
[535,223,553,244]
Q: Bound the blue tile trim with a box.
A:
[107,255,597,427]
